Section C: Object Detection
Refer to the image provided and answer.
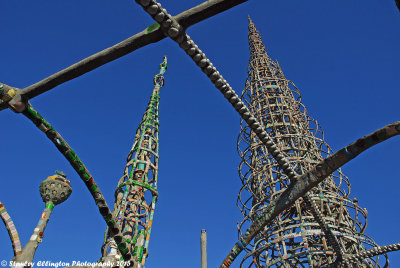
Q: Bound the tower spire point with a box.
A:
[101,56,167,266]
[247,15,255,27]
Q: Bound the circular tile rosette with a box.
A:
[39,173,72,205]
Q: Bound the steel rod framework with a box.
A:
[223,121,400,267]
[0,1,398,266]
[11,172,72,264]
[102,57,167,267]
[0,0,251,263]
[21,104,133,262]
[133,2,400,266]
[336,243,400,267]
[235,18,386,267]
[0,0,249,112]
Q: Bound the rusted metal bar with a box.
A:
[337,243,400,267]
[21,104,134,263]
[0,0,248,112]
[222,122,400,267]
[134,2,354,265]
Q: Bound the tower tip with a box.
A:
[248,15,253,24]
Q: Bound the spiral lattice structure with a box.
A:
[102,56,167,266]
[237,17,387,267]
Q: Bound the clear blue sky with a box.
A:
[0,1,399,267]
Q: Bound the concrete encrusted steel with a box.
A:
[0,0,249,112]
[234,18,389,267]
[337,243,400,267]
[0,2,399,267]
[12,172,71,265]
[201,229,207,268]
[0,201,22,256]
[39,172,72,205]
[133,0,298,183]
[21,104,134,263]
[223,121,400,267]
[101,57,167,267]
[132,2,400,266]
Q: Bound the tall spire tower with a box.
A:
[102,56,167,266]
[237,18,386,267]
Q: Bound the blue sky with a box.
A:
[0,1,399,267]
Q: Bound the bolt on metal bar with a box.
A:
[225,122,400,267]
[0,0,249,112]
[134,1,356,266]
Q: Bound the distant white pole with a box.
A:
[201,229,207,268]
